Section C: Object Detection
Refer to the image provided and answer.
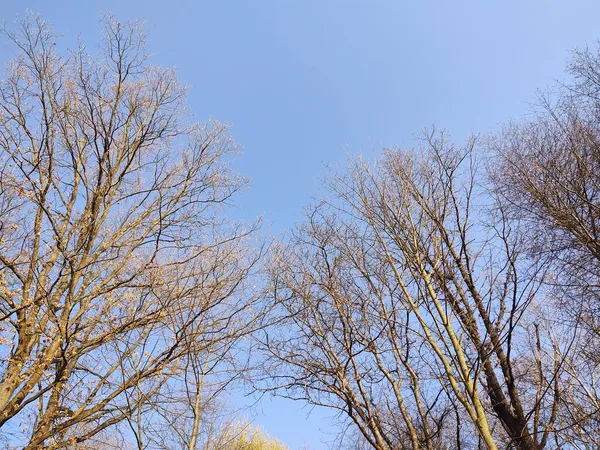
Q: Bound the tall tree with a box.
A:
[0,15,261,449]
[492,44,600,449]
[260,132,567,449]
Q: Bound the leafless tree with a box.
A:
[0,15,262,449]
[260,132,569,449]
[492,45,600,340]
[492,44,600,449]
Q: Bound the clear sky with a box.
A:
[2,1,600,448]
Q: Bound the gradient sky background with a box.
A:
[2,1,600,448]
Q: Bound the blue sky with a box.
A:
[2,1,600,448]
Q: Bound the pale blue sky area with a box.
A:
[2,1,600,448]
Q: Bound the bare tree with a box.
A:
[492,45,600,338]
[260,132,568,449]
[0,15,262,449]
[492,44,600,449]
